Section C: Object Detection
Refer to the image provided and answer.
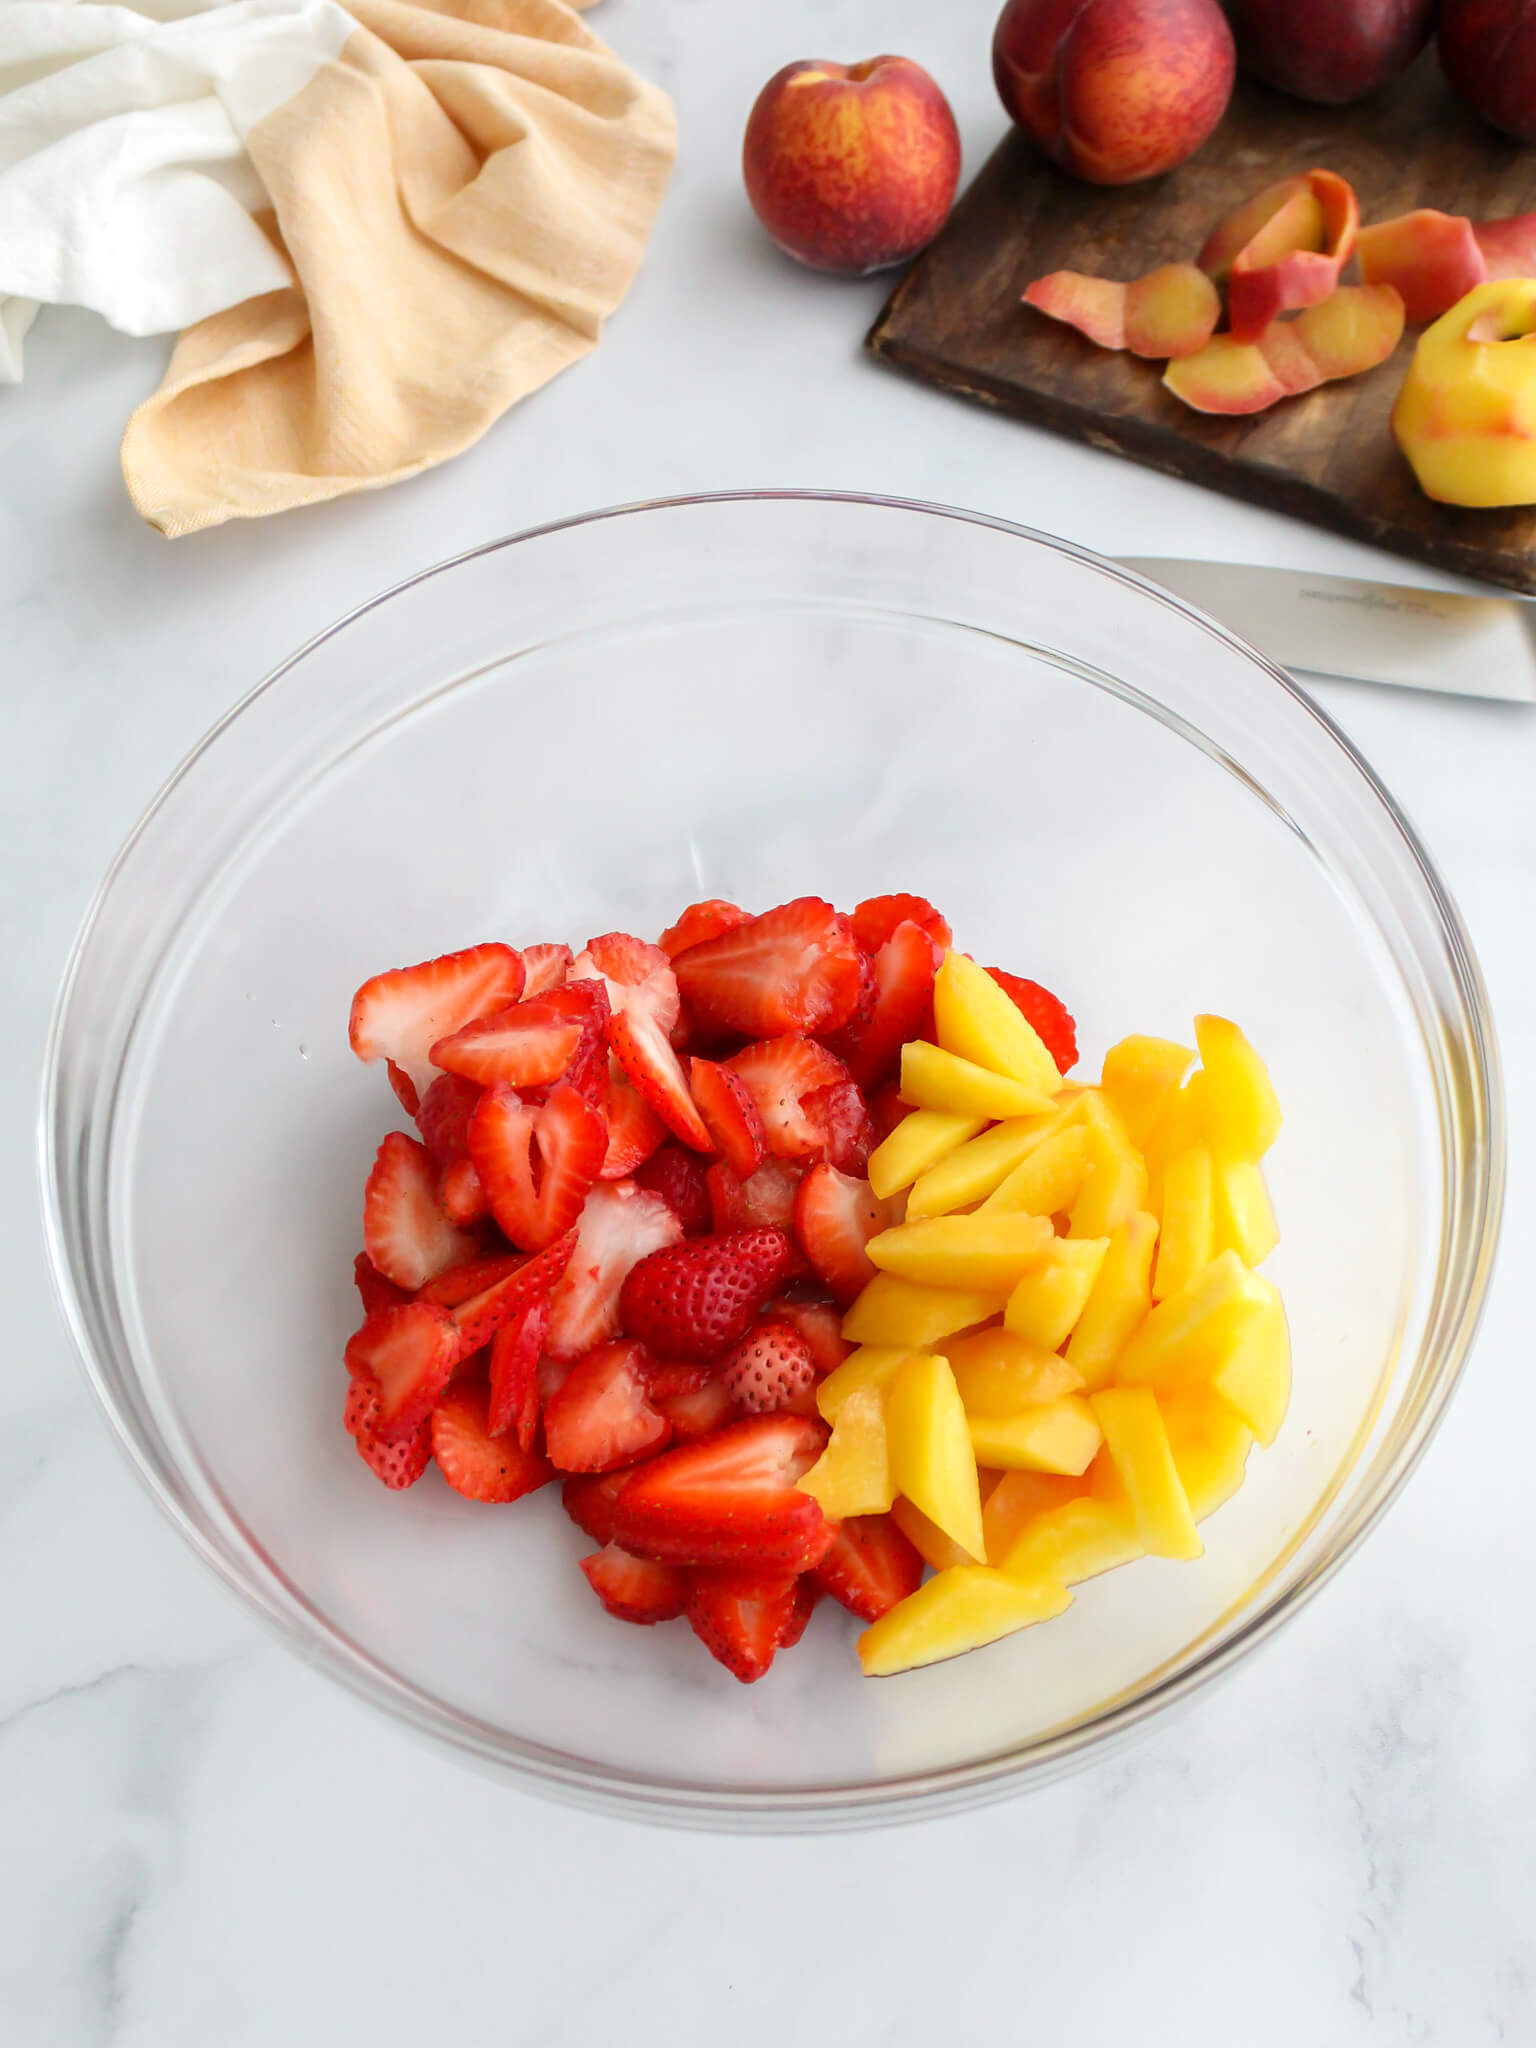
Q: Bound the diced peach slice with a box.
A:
[1089,1387,1202,1561]
[1195,1015,1281,1161]
[968,1395,1103,1476]
[857,1565,1072,1676]
[797,1386,895,1519]
[1208,1277,1291,1446]
[1065,1210,1158,1391]
[933,952,1062,1097]
[1100,1035,1196,1147]
[905,1106,1073,1219]
[1023,263,1220,360]
[899,1040,1056,1120]
[981,1468,1085,1563]
[1114,1247,1271,1390]
[1001,1495,1144,1584]
[1211,1154,1279,1266]
[842,1274,1006,1349]
[1152,1142,1214,1302]
[1224,171,1359,344]
[946,1327,1084,1414]
[1358,208,1536,327]
[890,1494,977,1573]
[816,1344,911,1422]
[1158,1384,1253,1522]
[979,1125,1090,1218]
[1163,285,1404,416]
[867,1109,988,1200]
[886,1351,987,1561]
[866,1210,1055,1292]
[1003,1237,1109,1351]
[1067,1090,1146,1237]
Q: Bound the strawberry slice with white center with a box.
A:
[573,931,713,1152]
[431,1382,556,1503]
[544,1180,684,1360]
[651,1376,739,1441]
[344,1375,433,1489]
[793,1162,892,1306]
[430,983,601,1090]
[467,1081,607,1252]
[600,1062,668,1179]
[543,1339,672,1473]
[609,1412,831,1570]
[705,1158,806,1240]
[350,943,525,1101]
[579,1544,688,1625]
[689,1057,767,1177]
[487,1292,550,1446]
[831,919,943,1093]
[439,1156,490,1225]
[850,892,952,954]
[672,897,864,1038]
[345,1300,460,1440]
[657,899,750,959]
[726,1036,859,1161]
[798,1080,874,1176]
[442,1230,578,1357]
[814,1513,924,1621]
[685,1568,803,1683]
[521,942,573,996]
[363,1131,482,1290]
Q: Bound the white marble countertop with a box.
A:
[3,3,1533,2040]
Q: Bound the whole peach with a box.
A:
[1441,0,1536,143]
[992,0,1235,185]
[1226,0,1435,105]
[742,57,961,276]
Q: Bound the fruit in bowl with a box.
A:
[342,890,1287,1685]
[991,0,1235,185]
[742,56,961,276]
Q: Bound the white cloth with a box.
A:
[0,0,352,379]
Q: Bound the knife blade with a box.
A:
[1118,557,1536,704]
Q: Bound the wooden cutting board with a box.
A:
[867,55,1536,593]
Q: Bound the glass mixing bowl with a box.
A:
[42,492,1503,1829]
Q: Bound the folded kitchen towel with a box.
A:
[0,0,674,532]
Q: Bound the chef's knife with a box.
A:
[1118,557,1536,704]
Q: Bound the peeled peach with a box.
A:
[742,57,961,277]
[1024,263,1220,358]
[1163,284,1404,415]
[1392,279,1536,506]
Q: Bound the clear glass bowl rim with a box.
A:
[38,489,1506,1829]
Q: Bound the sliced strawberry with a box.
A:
[445,1231,577,1357]
[689,1058,767,1178]
[568,933,713,1152]
[350,943,525,1098]
[686,1569,802,1682]
[487,1292,549,1446]
[721,1320,817,1414]
[726,1038,858,1161]
[658,899,751,959]
[832,920,943,1092]
[814,1513,925,1621]
[562,1467,638,1544]
[867,1081,907,1146]
[521,942,573,996]
[572,931,681,1029]
[778,1575,821,1649]
[850,893,952,954]
[431,1382,556,1503]
[344,1375,433,1490]
[415,1072,482,1162]
[643,1361,715,1398]
[543,1340,672,1473]
[580,1544,688,1625]
[545,1181,683,1359]
[618,1227,796,1363]
[610,1009,713,1151]
[794,1163,891,1306]
[345,1301,459,1440]
[601,1064,668,1179]
[633,1145,713,1235]
[673,897,864,1039]
[705,1158,805,1239]
[387,1061,420,1118]
[417,1250,528,1307]
[610,1412,830,1569]
[467,1081,606,1252]
[769,1298,852,1377]
[362,1132,480,1291]
[353,1251,410,1319]
[539,1351,574,1410]
[652,1377,740,1442]
[987,968,1078,1075]
[439,1155,491,1225]
[430,987,595,1090]
[800,1081,874,1175]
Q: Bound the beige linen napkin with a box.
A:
[120,0,675,535]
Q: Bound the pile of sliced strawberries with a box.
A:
[342,893,1076,1683]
